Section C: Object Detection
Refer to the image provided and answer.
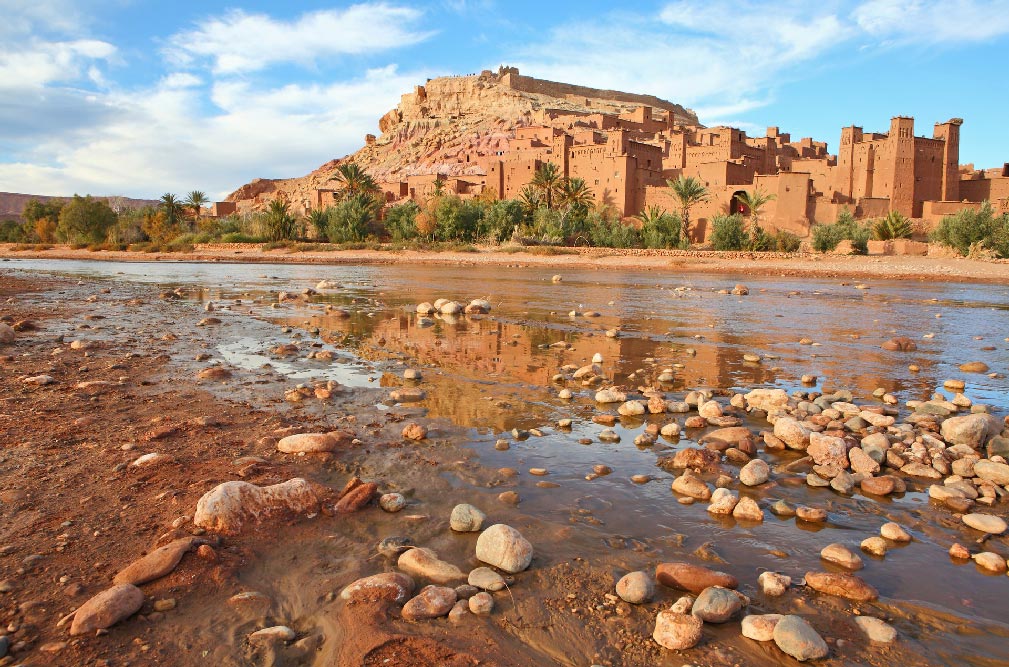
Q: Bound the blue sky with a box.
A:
[1,0,1008,199]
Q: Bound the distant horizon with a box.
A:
[3,1,1008,200]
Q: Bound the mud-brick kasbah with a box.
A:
[225,67,1009,242]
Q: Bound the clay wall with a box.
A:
[210,201,237,217]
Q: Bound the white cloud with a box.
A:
[853,0,1009,42]
[167,4,434,74]
[0,38,116,88]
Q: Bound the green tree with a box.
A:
[710,213,748,251]
[667,175,709,243]
[931,201,1009,257]
[22,198,65,225]
[57,195,117,244]
[432,177,446,198]
[382,201,420,241]
[531,162,562,209]
[327,194,378,243]
[517,185,541,221]
[734,187,776,230]
[264,199,296,242]
[160,193,184,229]
[184,191,209,228]
[556,177,594,212]
[636,205,681,249]
[329,163,380,202]
[306,208,331,241]
[481,199,524,243]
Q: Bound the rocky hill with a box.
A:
[226,68,698,211]
[0,192,158,220]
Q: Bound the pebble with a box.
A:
[398,548,465,584]
[691,586,743,623]
[653,611,703,650]
[468,567,506,592]
[853,616,897,643]
[732,496,764,522]
[796,506,827,523]
[402,586,457,620]
[773,615,829,661]
[741,613,784,641]
[804,572,878,601]
[758,572,791,597]
[69,583,145,635]
[656,562,738,594]
[379,493,406,513]
[962,513,1007,535]
[475,524,533,573]
[820,543,863,570]
[739,459,770,486]
[880,523,911,542]
[973,552,1007,573]
[250,626,296,643]
[468,591,494,615]
[860,536,888,557]
[450,504,487,532]
[340,573,415,603]
[616,571,655,604]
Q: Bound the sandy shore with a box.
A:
[3,243,1009,285]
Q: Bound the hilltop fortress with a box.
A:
[226,68,1009,239]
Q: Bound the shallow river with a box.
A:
[5,257,1009,666]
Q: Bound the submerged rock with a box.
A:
[656,562,737,594]
[398,548,465,584]
[340,573,415,604]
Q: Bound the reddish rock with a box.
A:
[804,572,878,602]
[881,337,917,352]
[69,584,145,635]
[334,482,377,512]
[113,538,197,585]
[656,562,738,594]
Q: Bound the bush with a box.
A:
[220,232,262,243]
[588,214,640,248]
[812,209,869,254]
[327,195,376,243]
[748,225,773,251]
[872,211,913,240]
[710,214,748,250]
[931,201,1009,257]
[57,195,117,244]
[481,200,524,243]
[773,230,801,253]
[382,202,420,241]
[639,209,682,249]
[0,219,27,243]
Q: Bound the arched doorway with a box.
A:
[729,190,749,216]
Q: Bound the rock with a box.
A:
[691,586,743,623]
[468,567,506,592]
[663,447,719,470]
[468,591,494,615]
[249,626,296,643]
[707,488,738,515]
[653,611,703,650]
[880,522,911,542]
[744,388,789,412]
[941,413,1001,448]
[594,388,626,403]
[742,614,784,641]
[616,571,654,604]
[854,616,897,643]
[860,476,895,496]
[379,493,406,513]
[949,542,971,559]
[758,572,791,597]
[974,460,1009,486]
[194,479,322,534]
[773,615,829,661]
[0,323,15,344]
[398,548,465,584]
[739,459,770,486]
[698,400,723,419]
[402,585,457,620]
[334,482,377,512]
[830,470,855,494]
[900,462,942,479]
[796,506,827,523]
[732,283,749,295]
[973,552,1007,573]
[959,361,990,373]
[448,599,469,624]
[804,572,878,601]
[808,432,849,468]
[277,432,348,453]
[475,524,533,573]
[881,337,916,352]
[113,538,197,586]
[860,536,888,557]
[618,400,646,416]
[228,591,273,614]
[656,562,737,594]
[671,473,712,500]
[701,427,752,449]
[820,543,863,570]
[773,417,812,450]
[962,513,1007,535]
[340,573,415,604]
[402,423,428,440]
[848,447,880,475]
[69,584,145,635]
[732,496,764,522]
[450,504,486,532]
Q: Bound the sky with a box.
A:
[1,0,1008,200]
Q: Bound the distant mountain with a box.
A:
[0,192,160,220]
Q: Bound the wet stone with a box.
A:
[773,615,829,662]
[615,571,654,604]
[691,586,743,623]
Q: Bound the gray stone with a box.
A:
[854,616,897,643]
[468,591,494,615]
[616,571,654,604]
[739,458,770,486]
[773,615,829,661]
[653,611,703,650]
[475,524,533,573]
[741,614,784,642]
[691,586,743,623]
[450,504,486,532]
[468,567,506,592]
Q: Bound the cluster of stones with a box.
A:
[340,504,532,625]
[415,298,491,326]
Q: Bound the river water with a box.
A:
[5,257,1009,666]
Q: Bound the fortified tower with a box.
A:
[889,117,916,217]
[933,118,963,202]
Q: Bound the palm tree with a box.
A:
[517,185,541,220]
[667,176,708,243]
[531,162,562,209]
[432,176,446,198]
[159,193,183,229]
[556,177,594,211]
[734,187,776,230]
[328,163,380,202]
[265,199,296,241]
[184,190,209,229]
[306,208,330,241]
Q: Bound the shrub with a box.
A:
[327,194,377,243]
[0,219,27,243]
[57,195,117,244]
[481,199,524,243]
[811,223,844,252]
[382,202,420,241]
[812,209,869,254]
[710,214,748,250]
[588,214,640,248]
[873,211,913,240]
[220,232,262,243]
[748,225,773,251]
[638,207,682,249]
[773,230,801,253]
[931,201,1009,257]
[431,196,483,242]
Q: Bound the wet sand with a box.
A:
[2,242,1009,285]
[1,264,1008,667]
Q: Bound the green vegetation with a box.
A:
[811,209,870,254]
[872,210,913,240]
[58,195,117,244]
[667,175,708,242]
[636,206,682,249]
[930,201,1009,258]
[710,214,748,251]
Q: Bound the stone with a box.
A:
[830,471,855,495]
[618,400,646,416]
[594,388,626,403]
[860,536,888,557]
[663,447,719,470]
[804,572,878,601]
[706,488,738,515]
[941,414,1001,448]
[277,432,347,453]
[398,548,465,584]
[671,473,712,500]
[448,600,469,624]
[69,584,145,635]
[757,572,790,597]
[820,543,863,570]
[732,496,764,522]
[0,323,15,344]
[973,552,1007,573]
[656,562,737,594]
[698,400,723,419]
[854,616,897,643]
[974,460,1009,486]
[739,459,770,486]
[881,522,911,542]
[900,462,942,479]
[848,447,880,475]
[949,543,971,559]
[340,573,415,604]
[860,476,895,496]
[807,432,849,468]
[616,571,654,604]
[249,626,296,643]
[744,388,789,412]
[773,615,829,662]
[881,337,916,352]
[701,426,752,449]
[691,586,743,623]
[797,506,827,522]
[379,493,406,513]
[468,591,494,615]
[468,567,506,592]
[194,479,322,535]
[959,361,990,373]
[475,524,533,573]
[113,538,197,586]
[402,423,428,440]
[450,504,486,532]
[653,611,703,650]
[741,614,784,641]
[402,585,457,620]
[774,417,813,450]
[962,513,1007,535]
[334,482,377,512]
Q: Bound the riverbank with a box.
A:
[3,242,1009,285]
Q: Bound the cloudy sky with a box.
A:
[2,0,1008,199]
